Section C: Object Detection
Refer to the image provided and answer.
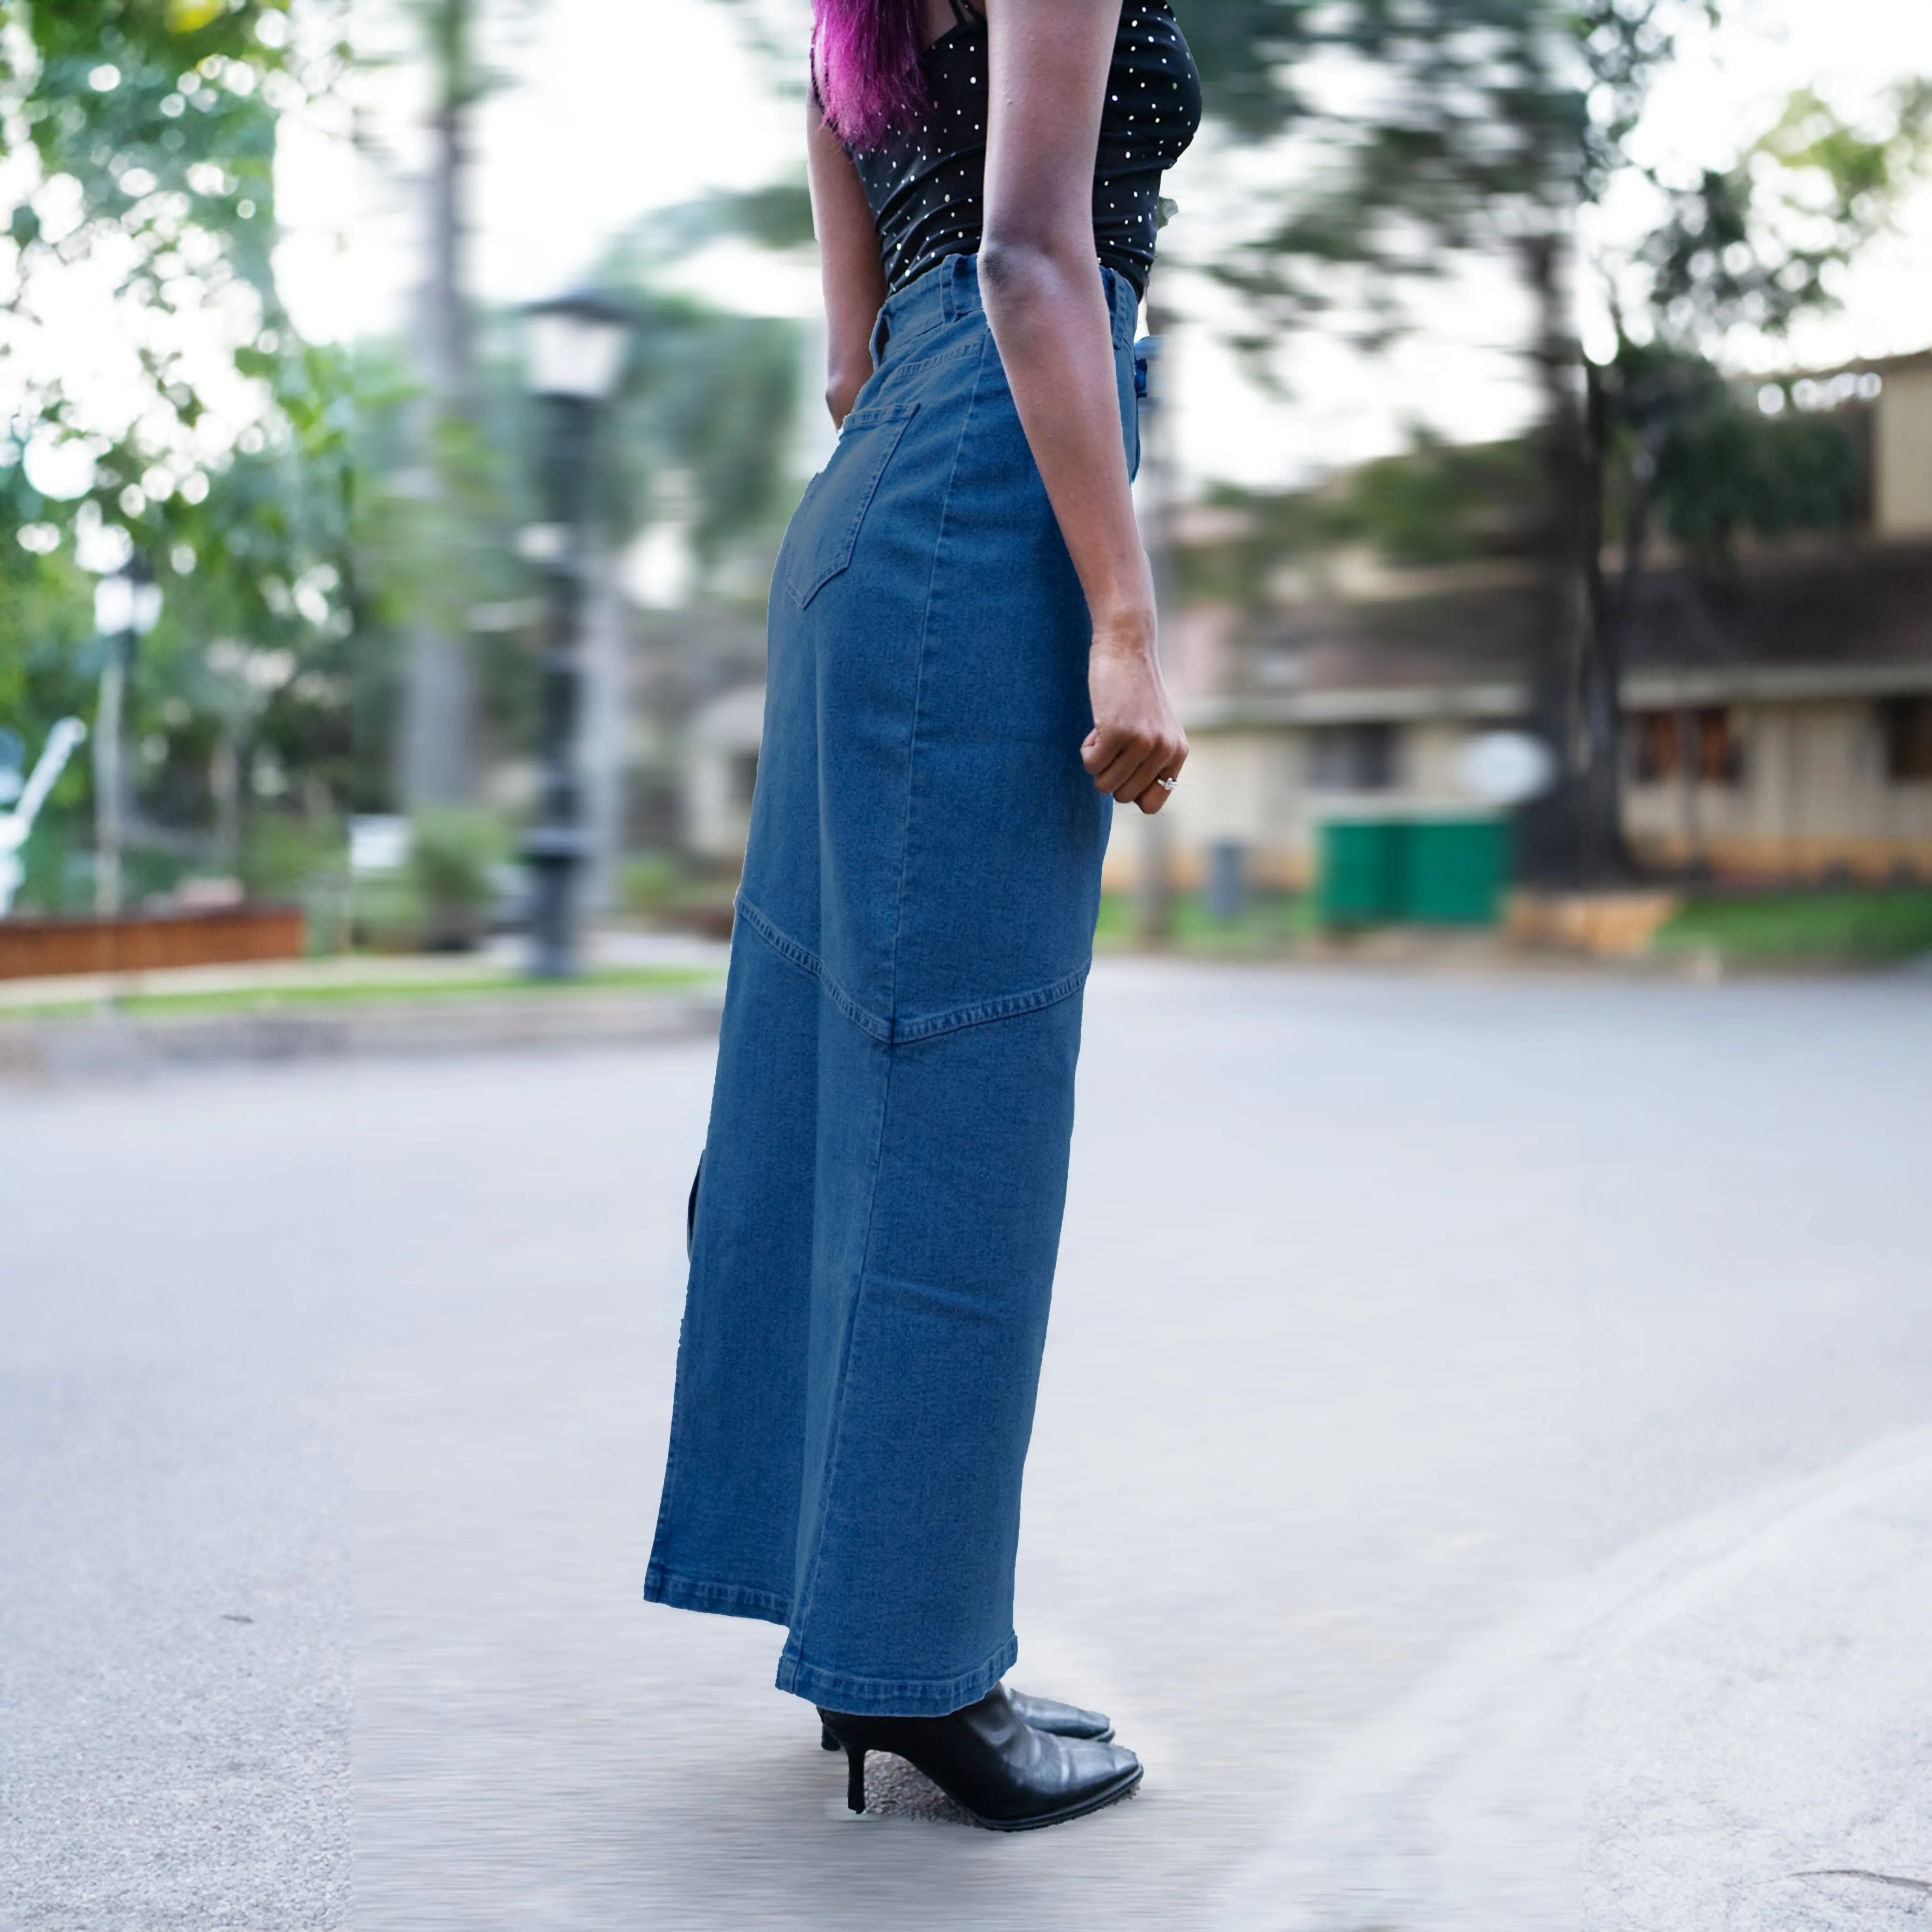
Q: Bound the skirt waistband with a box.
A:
[870,252,1139,370]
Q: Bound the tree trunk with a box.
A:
[1576,359,1635,884]
[402,1,478,811]
[1512,221,1590,885]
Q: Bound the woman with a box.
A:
[645,0,1199,1831]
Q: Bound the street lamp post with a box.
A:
[92,553,162,918]
[520,287,632,980]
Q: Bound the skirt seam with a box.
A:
[733,894,892,1042]
[881,330,982,1024]
[782,1014,898,1664]
[735,893,1091,1043]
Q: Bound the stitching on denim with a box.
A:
[895,962,1091,1042]
[785,344,978,1678]
[787,406,920,611]
[877,338,981,381]
[735,897,1089,1046]
[645,1566,792,1625]
[782,989,896,1676]
[879,328,980,1052]
[779,1631,1020,1713]
[644,1211,706,1595]
[733,896,893,1043]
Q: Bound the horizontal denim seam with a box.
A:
[893,964,1091,1040]
[775,1630,1019,1715]
[878,337,983,379]
[736,894,1091,1046]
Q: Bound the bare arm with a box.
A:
[807,104,889,428]
[981,0,1185,812]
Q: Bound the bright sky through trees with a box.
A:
[277,0,1932,489]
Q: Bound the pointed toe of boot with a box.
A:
[1006,1687,1115,1744]
[819,1685,1142,1831]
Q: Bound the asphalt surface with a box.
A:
[3,960,1930,1929]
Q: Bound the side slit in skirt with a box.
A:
[645,253,1143,1717]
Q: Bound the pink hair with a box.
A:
[812,0,928,150]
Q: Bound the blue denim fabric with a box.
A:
[645,255,1142,1717]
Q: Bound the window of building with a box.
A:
[1309,722,1401,791]
[1881,698,1932,782]
[1631,711,1678,783]
[1627,708,1743,785]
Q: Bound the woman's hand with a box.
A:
[1082,612,1188,814]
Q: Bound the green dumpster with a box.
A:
[1401,816,1510,924]
[1316,817,1404,926]
[1317,812,1510,928]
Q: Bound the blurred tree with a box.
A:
[0,0,356,910]
[1187,0,1700,880]
[393,0,495,813]
[1188,5,1931,881]
[1576,78,1932,873]
[596,186,812,586]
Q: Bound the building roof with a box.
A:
[1188,541,1932,728]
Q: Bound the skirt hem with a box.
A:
[643,1566,791,1628]
[773,1631,1020,1717]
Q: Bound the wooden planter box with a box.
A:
[0,907,307,980]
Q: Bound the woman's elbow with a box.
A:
[978,231,1081,308]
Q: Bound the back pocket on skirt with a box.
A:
[779,400,920,610]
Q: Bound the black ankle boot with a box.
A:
[819,1685,1112,1749]
[818,1684,1141,1830]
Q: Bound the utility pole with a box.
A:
[1133,300,1176,945]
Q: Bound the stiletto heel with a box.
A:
[817,1685,1140,1831]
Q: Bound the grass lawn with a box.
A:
[1093,890,1318,954]
[0,965,717,1024]
[1653,889,1932,966]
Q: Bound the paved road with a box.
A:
[4,961,1930,1929]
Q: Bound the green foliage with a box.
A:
[619,852,683,914]
[1340,437,1540,566]
[1181,437,1539,604]
[1654,401,1860,560]
[1655,890,1932,965]
[1636,80,1932,350]
[1187,0,1608,355]
[407,805,508,911]
[1093,889,1315,954]
[0,0,356,897]
[594,192,807,587]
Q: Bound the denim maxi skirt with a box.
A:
[645,254,1142,1718]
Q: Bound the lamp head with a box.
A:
[524,287,633,402]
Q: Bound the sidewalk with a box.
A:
[0,931,729,1079]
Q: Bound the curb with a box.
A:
[0,988,725,1083]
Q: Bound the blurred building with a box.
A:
[1142,348,1932,889]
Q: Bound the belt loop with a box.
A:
[869,301,892,370]
[942,254,963,324]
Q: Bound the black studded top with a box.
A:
[843,0,1201,299]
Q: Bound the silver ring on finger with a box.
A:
[1156,775,1178,792]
